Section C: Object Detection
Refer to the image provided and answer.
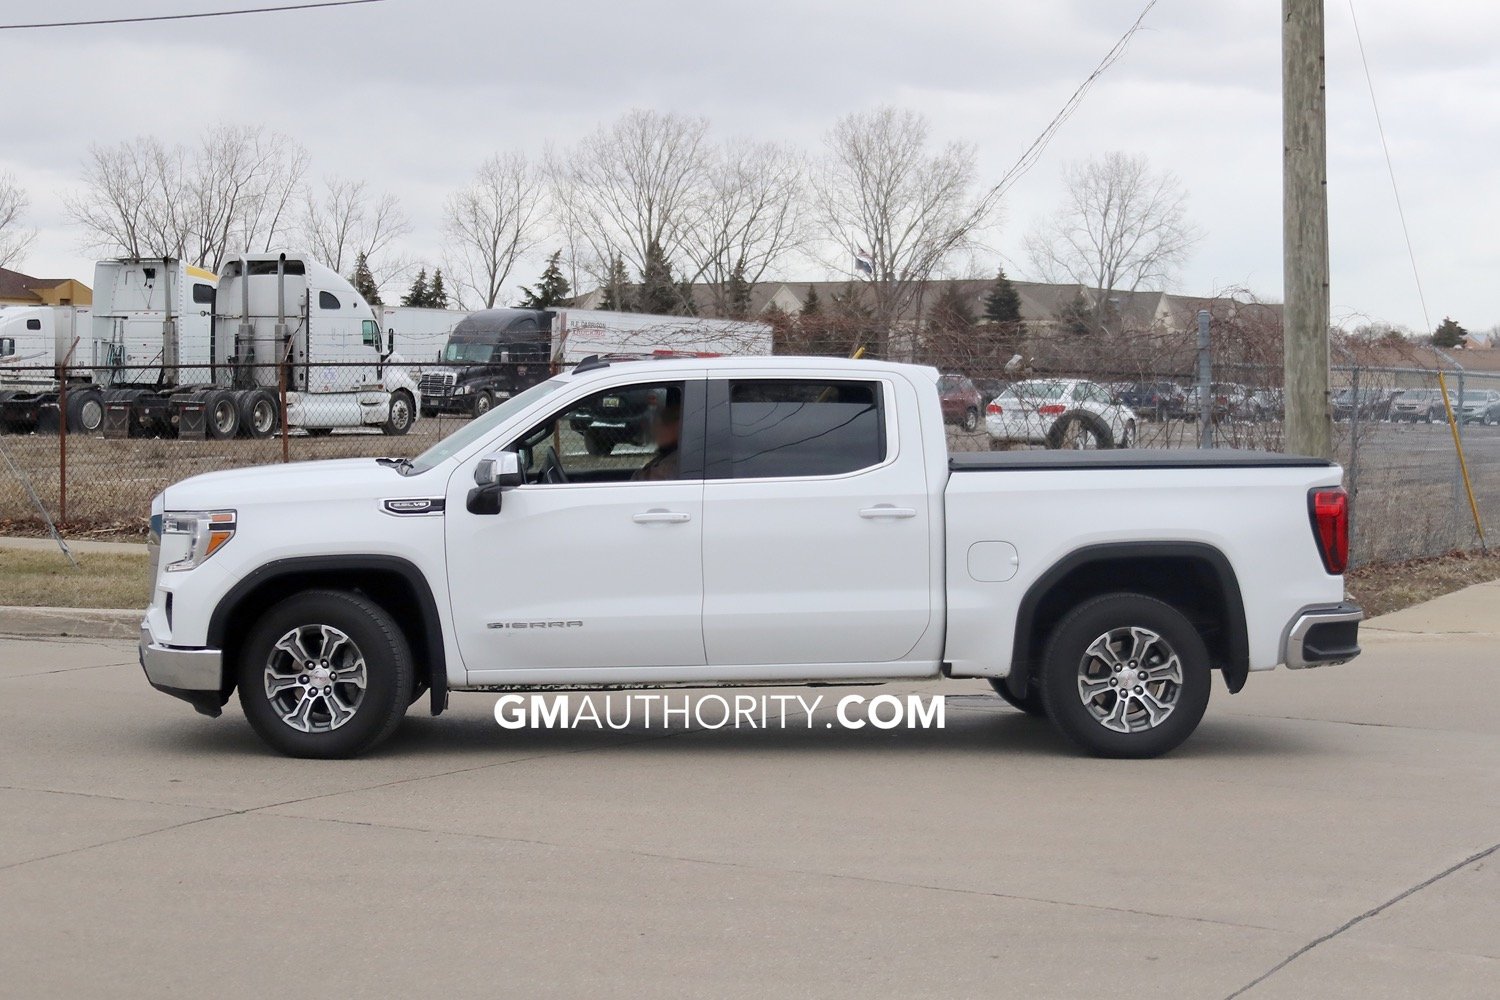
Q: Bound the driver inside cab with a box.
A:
[633,391,682,481]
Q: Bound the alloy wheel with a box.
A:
[1076,626,1183,734]
[263,624,368,733]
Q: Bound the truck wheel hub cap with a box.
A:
[264,624,367,733]
[1077,626,1183,734]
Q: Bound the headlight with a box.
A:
[163,510,236,572]
[453,385,471,395]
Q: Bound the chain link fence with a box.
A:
[2,340,1497,568]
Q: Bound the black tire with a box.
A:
[987,676,1047,718]
[237,590,414,759]
[1046,411,1114,450]
[471,391,494,418]
[382,389,415,436]
[962,407,979,433]
[1038,593,1212,759]
[66,389,105,434]
[205,389,240,440]
[583,430,614,456]
[237,389,279,439]
[420,405,438,419]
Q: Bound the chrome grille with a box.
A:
[418,371,456,399]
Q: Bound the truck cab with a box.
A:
[420,308,551,417]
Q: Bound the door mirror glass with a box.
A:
[474,450,524,489]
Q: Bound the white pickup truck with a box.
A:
[140,357,1361,759]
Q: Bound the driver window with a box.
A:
[513,380,688,484]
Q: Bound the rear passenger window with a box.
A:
[192,283,214,304]
[319,291,341,310]
[710,379,884,479]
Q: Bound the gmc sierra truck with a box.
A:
[140,357,1361,759]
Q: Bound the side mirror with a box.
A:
[386,328,396,355]
[468,451,523,515]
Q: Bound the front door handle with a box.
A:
[859,505,918,520]
[633,509,692,524]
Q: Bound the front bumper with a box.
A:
[1283,602,1363,668]
[139,621,228,717]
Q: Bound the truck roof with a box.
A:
[561,355,938,381]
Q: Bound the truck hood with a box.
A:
[163,458,440,511]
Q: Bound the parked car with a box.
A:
[936,373,984,432]
[1390,388,1454,423]
[1332,387,1396,422]
[1457,389,1500,425]
[1183,383,1251,423]
[984,378,1137,449]
[1243,388,1285,422]
[140,356,1360,760]
[1118,381,1188,421]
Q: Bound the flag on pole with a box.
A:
[854,248,874,275]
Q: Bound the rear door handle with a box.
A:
[633,509,692,524]
[859,505,918,520]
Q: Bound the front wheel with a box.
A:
[237,590,414,758]
[1038,593,1211,758]
[471,391,494,418]
[382,390,414,436]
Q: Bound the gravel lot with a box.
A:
[0,586,1495,999]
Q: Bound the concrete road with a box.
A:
[0,588,1496,999]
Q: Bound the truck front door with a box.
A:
[445,376,707,677]
[700,375,934,667]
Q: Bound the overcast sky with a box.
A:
[3,0,1497,331]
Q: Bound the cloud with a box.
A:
[0,0,1493,329]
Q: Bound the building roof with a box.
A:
[0,267,87,304]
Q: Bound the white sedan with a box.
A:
[984,379,1137,449]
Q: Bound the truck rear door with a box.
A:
[699,373,934,666]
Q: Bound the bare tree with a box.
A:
[300,174,410,288]
[443,152,546,309]
[813,107,987,354]
[1025,152,1201,331]
[66,125,307,271]
[0,171,37,269]
[680,140,805,317]
[548,110,710,294]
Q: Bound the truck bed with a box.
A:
[949,449,1335,472]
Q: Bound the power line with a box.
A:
[1346,0,1432,332]
[0,0,387,31]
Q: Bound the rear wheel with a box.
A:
[238,389,279,439]
[237,590,414,759]
[987,676,1047,718]
[1046,412,1112,450]
[1038,593,1211,758]
[66,389,105,434]
[205,390,240,440]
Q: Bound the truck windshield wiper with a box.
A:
[376,457,414,475]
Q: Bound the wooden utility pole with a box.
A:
[1283,0,1333,458]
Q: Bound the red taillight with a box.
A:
[986,402,1003,415]
[1038,404,1066,416]
[1309,487,1349,574]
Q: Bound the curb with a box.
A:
[0,606,141,640]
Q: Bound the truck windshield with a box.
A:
[443,342,495,363]
[404,377,569,475]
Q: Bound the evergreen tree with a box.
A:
[801,284,821,316]
[725,259,753,319]
[928,283,976,331]
[350,253,382,306]
[598,254,632,312]
[982,267,1023,325]
[1058,291,1093,336]
[428,269,449,309]
[1433,316,1467,348]
[401,268,429,308]
[519,250,573,309]
[637,238,681,315]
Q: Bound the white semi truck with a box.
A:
[0,253,419,438]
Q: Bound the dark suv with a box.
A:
[1118,381,1187,421]
[1332,387,1396,422]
